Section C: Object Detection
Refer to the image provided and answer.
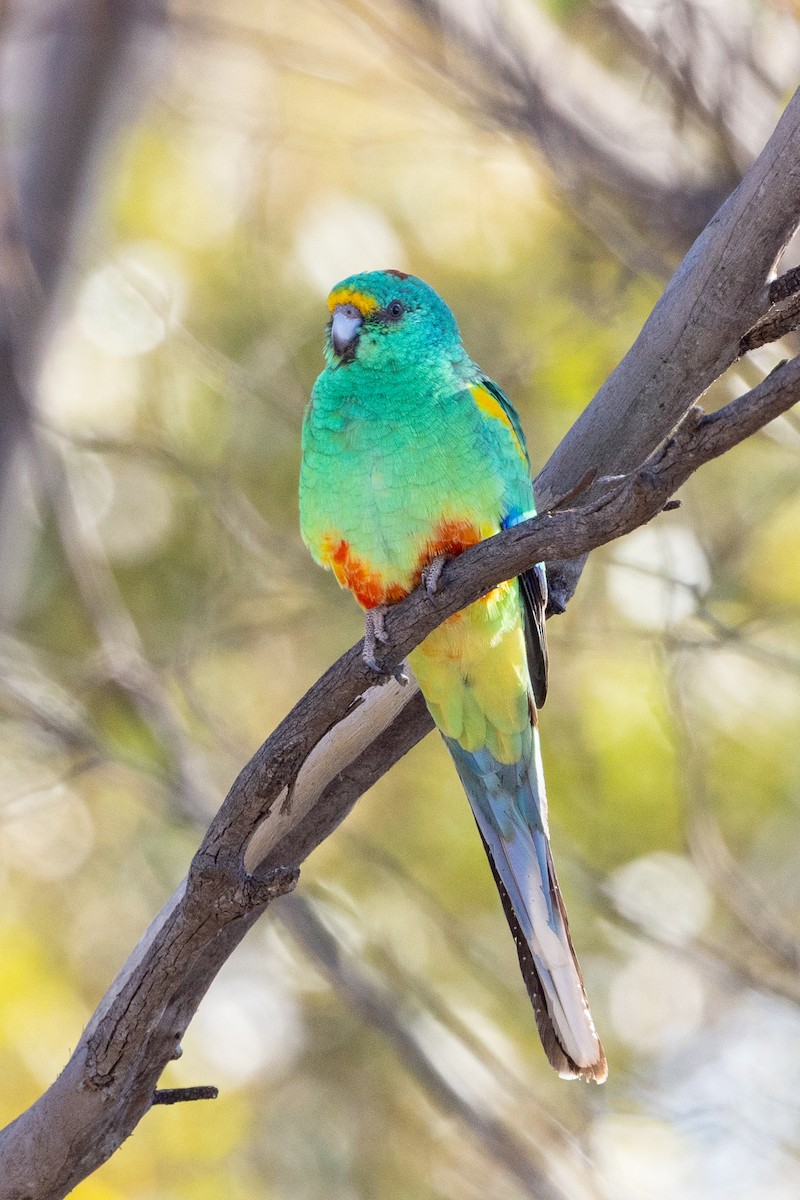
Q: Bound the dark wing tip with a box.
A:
[519,564,549,708]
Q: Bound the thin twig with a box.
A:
[151,1087,219,1106]
[1,347,796,1200]
[2,79,800,1200]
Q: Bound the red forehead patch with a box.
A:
[384,269,409,279]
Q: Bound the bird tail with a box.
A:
[445,729,607,1082]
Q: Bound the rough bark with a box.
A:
[1,63,799,1200]
[1,333,798,1200]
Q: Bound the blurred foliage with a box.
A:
[2,1,800,1197]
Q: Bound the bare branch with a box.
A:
[0,337,796,1198]
[740,291,800,353]
[537,86,800,608]
[536,89,800,512]
[2,66,800,1200]
[151,1086,219,1106]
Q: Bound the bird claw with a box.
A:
[363,608,409,685]
[421,554,448,597]
[363,605,391,674]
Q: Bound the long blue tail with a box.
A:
[446,729,607,1081]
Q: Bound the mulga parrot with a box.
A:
[299,270,606,1082]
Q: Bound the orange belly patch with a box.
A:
[420,517,483,564]
[418,517,501,610]
[321,516,496,612]
[321,536,407,610]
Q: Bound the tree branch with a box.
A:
[537,85,800,610]
[2,69,800,1200]
[1,338,797,1198]
[151,1086,219,1105]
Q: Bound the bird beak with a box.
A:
[331,303,363,356]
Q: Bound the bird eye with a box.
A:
[386,300,404,320]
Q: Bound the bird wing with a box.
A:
[469,376,549,707]
[519,562,549,708]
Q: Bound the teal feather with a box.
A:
[300,270,606,1081]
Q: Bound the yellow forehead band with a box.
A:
[327,288,380,316]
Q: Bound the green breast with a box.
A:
[300,359,516,595]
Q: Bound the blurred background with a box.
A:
[1,1,800,1197]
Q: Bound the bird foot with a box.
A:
[363,606,408,685]
[421,554,448,597]
[364,605,389,671]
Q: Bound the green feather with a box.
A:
[299,270,606,1081]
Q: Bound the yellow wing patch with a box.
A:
[469,383,527,464]
[327,287,380,317]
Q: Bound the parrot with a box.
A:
[299,269,606,1082]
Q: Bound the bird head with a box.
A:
[324,270,462,371]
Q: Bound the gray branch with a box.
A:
[1,75,800,1200]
